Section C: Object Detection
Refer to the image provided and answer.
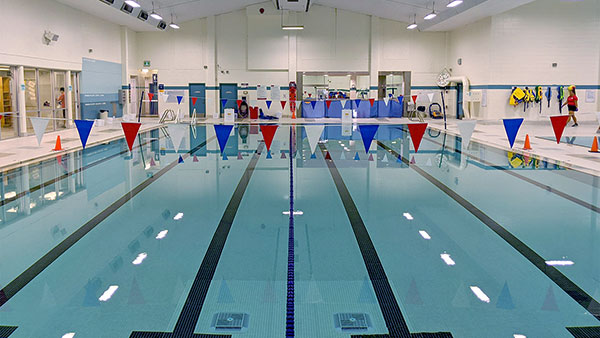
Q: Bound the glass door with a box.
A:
[0,65,17,139]
[53,71,67,130]
[24,68,38,134]
[71,72,80,121]
[38,69,54,132]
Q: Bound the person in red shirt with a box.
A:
[562,85,578,127]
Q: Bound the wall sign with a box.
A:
[143,60,151,67]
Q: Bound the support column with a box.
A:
[205,16,218,118]
[66,70,73,127]
[369,16,380,100]
[17,66,27,135]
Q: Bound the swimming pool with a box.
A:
[0,123,599,338]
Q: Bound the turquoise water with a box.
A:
[0,124,599,338]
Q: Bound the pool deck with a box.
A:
[0,116,598,176]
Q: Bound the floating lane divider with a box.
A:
[318,142,453,338]
[0,134,216,310]
[130,142,265,338]
[377,140,600,322]
[286,126,295,337]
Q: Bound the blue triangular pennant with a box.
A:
[406,278,423,305]
[176,96,183,105]
[359,125,379,154]
[221,98,228,107]
[266,150,272,159]
[74,119,94,149]
[178,155,184,163]
[223,153,228,160]
[503,118,524,148]
[541,285,558,311]
[311,101,317,110]
[310,153,317,159]
[82,278,101,307]
[496,281,515,309]
[217,279,234,303]
[354,99,361,107]
[266,100,272,109]
[397,155,403,163]
[354,152,360,161]
[214,125,234,154]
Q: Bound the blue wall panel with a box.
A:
[80,58,122,120]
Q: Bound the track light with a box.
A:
[150,1,163,20]
[424,2,437,20]
[169,14,180,29]
[124,0,140,7]
[406,14,418,29]
[447,0,463,7]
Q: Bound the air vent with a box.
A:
[138,10,149,21]
[211,313,249,332]
[334,313,372,332]
[157,21,167,30]
[121,3,134,14]
[99,0,115,5]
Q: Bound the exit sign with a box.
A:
[143,60,151,67]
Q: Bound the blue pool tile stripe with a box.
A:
[319,143,453,338]
[0,136,215,310]
[377,141,600,321]
[286,126,295,337]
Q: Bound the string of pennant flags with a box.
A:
[27,111,600,161]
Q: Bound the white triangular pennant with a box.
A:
[163,94,169,103]
[168,124,187,153]
[427,93,434,102]
[305,125,325,154]
[426,158,432,166]
[383,97,390,106]
[306,278,323,303]
[382,153,388,162]
[456,120,477,148]
[340,99,347,108]
[30,117,50,146]
[340,151,346,160]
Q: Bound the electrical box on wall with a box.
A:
[118,89,128,105]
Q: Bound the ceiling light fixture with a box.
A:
[406,14,418,30]
[447,0,463,7]
[282,25,304,30]
[150,2,163,20]
[124,0,140,8]
[424,2,437,20]
[169,14,180,29]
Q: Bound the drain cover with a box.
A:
[211,312,249,331]
[334,313,371,331]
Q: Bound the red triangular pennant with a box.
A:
[193,155,199,162]
[407,123,428,153]
[250,107,259,119]
[368,153,374,161]
[259,125,278,152]
[148,93,154,101]
[369,98,375,107]
[281,101,287,110]
[121,122,142,151]
[412,95,418,104]
[550,115,569,144]
[237,152,243,160]
[326,100,332,109]
[191,97,198,106]
[325,152,332,160]
[237,100,243,109]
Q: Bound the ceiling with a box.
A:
[56,0,534,32]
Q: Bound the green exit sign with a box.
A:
[143,60,151,67]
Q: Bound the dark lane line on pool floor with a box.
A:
[130,142,265,338]
[319,143,453,338]
[378,141,600,323]
[424,134,600,214]
[0,136,216,312]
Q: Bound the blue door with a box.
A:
[189,83,206,117]
[456,83,464,119]
[219,84,238,116]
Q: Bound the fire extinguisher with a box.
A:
[289,81,297,119]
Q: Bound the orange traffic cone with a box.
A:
[53,135,63,151]
[590,137,599,153]
[523,134,532,150]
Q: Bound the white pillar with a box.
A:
[66,70,73,127]
[205,16,218,117]
[17,66,27,135]
[369,16,380,99]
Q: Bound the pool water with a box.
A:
[0,123,599,338]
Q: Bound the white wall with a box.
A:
[0,0,122,70]
[448,0,600,120]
